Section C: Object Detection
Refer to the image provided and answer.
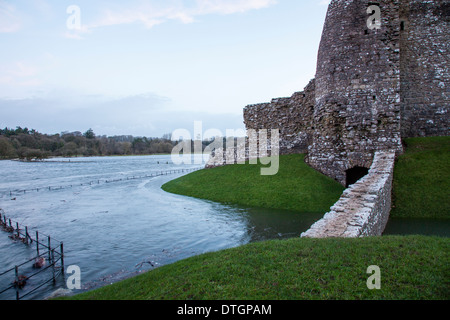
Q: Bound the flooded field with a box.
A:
[0,155,324,300]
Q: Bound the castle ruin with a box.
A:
[243,0,449,186]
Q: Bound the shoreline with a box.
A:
[2,153,206,163]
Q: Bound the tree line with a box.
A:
[0,126,212,161]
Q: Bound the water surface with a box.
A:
[2,155,446,300]
[0,155,323,300]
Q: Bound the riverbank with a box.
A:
[162,137,449,220]
[162,154,345,214]
[59,136,449,300]
[3,153,177,162]
[64,235,449,300]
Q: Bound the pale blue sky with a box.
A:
[0,0,330,137]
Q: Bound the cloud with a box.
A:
[78,0,277,33]
[63,25,91,40]
[318,0,331,6]
[194,0,277,15]
[0,61,40,87]
[0,92,244,137]
[0,1,21,33]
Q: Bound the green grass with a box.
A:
[162,154,344,214]
[63,137,449,300]
[391,136,450,219]
[163,138,450,219]
[65,236,449,300]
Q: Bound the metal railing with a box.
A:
[0,167,203,299]
[0,210,64,300]
[1,167,203,198]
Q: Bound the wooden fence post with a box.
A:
[51,249,56,283]
[47,236,51,261]
[14,266,20,300]
[36,231,40,256]
[60,242,65,275]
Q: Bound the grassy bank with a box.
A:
[66,236,449,300]
[163,137,449,219]
[65,137,449,300]
[391,136,450,219]
[162,154,344,214]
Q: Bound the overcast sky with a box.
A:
[0,0,330,138]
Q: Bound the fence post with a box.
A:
[60,242,65,275]
[14,266,20,301]
[16,222,20,238]
[51,249,56,283]
[36,231,39,256]
[48,236,51,262]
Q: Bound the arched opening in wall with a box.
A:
[400,20,406,31]
[346,167,369,188]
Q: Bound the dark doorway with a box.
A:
[345,167,369,187]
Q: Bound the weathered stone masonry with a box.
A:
[308,0,403,186]
[243,79,315,155]
[301,152,395,238]
[400,0,450,138]
[238,0,449,237]
[243,0,449,186]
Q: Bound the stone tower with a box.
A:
[307,0,404,185]
[242,0,449,186]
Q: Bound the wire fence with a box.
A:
[0,167,203,299]
[0,210,64,300]
[0,167,203,198]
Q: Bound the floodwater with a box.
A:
[1,155,447,300]
[0,155,324,300]
[384,218,450,237]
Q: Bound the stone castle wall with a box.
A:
[241,0,449,186]
[243,79,315,155]
[400,0,450,137]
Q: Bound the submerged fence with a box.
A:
[0,210,64,300]
[0,167,203,299]
[1,167,203,198]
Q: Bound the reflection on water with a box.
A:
[0,155,323,300]
[240,207,324,242]
[384,218,450,237]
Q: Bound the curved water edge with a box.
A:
[0,155,447,300]
[0,155,324,300]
